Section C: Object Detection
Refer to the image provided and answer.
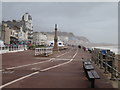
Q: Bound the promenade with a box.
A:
[1,46,113,88]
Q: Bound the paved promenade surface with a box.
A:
[1,47,113,88]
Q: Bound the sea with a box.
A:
[92,45,119,55]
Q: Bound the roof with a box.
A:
[2,20,22,29]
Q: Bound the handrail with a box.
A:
[91,48,120,82]
[0,45,27,54]
[97,58,120,75]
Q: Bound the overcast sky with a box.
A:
[2,2,118,44]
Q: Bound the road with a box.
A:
[1,46,112,88]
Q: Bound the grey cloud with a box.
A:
[2,2,118,44]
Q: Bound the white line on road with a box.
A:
[35,57,52,59]
[53,58,71,61]
[0,49,78,88]
[3,49,73,70]
[56,50,71,57]
[0,71,39,89]
[40,49,78,72]
[6,58,55,70]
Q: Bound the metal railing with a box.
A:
[0,45,27,54]
[92,48,120,88]
[35,47,53,56]
[97,57,120,79]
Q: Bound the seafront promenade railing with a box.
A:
[92,48,120,88]
[0,45,27,54]
[35,47,53,56]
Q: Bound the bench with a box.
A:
[84,65,94,78]
[83,61,92,69]
[83,61,94,76]
[83,61,100,88]
[84,65,94,71]
[87,70,100,88]
[84,61,92,65]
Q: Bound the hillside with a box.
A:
[41,31,90,45]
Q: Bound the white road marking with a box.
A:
[56,51,70,57]
[52,58,71,61]
[3,49,72,71]
[35,58,51,59]
[31,68,41,71]
[0,71,39,88]
[40,49,78,72]
[6,58,55,70]
[0,49,78,88]
[2,71,14,74]
[54,58,84,61]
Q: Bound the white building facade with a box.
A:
[18,27,28,41]
[33,32,47,45]
[22,13,33,43]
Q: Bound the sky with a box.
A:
[0,2,2,22]
[1,2,118,44]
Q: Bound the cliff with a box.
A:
[40,31,90,45]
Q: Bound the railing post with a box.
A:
[7,46,9,51]
[8,46,10,51]
[115,54,120,89]
[110,52,116,80]
[97,49,100,66]
[92,49,95,64]
[94,49,97,64]
[104,50,109,74]
[100,51,103,69]
[17,46,19,50]
[12,46,13,51]
[9,46,11,51]
[96,49,99,66]
[93,50,96,64]
[118,78,120,89]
